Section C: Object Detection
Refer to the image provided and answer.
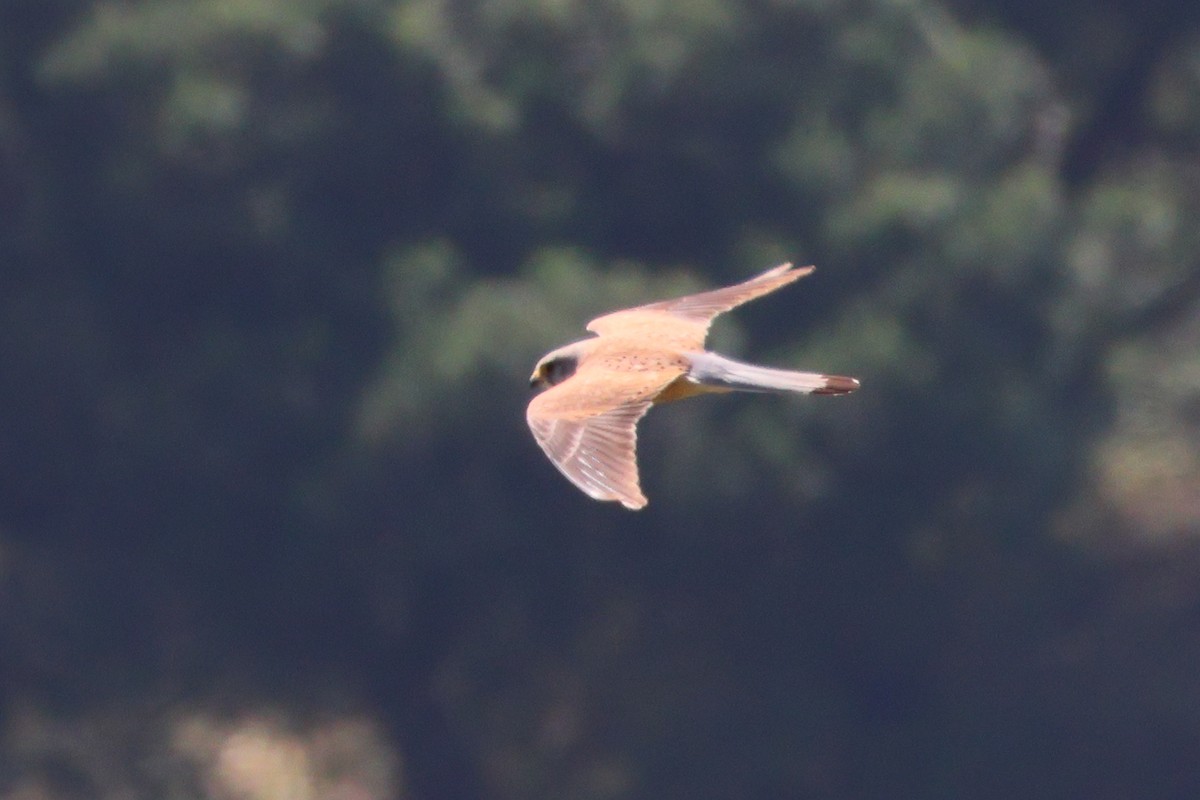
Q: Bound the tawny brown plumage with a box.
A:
[527,263,859,509]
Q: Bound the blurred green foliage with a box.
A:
[1,0,1199,798]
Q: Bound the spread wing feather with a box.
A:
[526,399,653,510]
[586,263,812,349]
[526,361,684,510]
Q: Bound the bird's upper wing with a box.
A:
[526,363,682,510]
[585,263,812,350]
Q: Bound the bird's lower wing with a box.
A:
[527,362,685,509]
[526,400,653,509]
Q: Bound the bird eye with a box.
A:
[543,356,577,386]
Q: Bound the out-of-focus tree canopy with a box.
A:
[1,0,1199,797]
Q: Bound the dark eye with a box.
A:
[543,356,577,386]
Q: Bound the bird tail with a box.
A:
[687,352,860,396]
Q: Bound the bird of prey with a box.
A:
[527,263,859,509]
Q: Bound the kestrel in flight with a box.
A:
[527,263,859,509]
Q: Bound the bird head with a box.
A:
[529,341,590,390]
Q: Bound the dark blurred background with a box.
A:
[2,0,1199,798]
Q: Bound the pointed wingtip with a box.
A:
[814,375,861,395]
[620,493,648,510]
[761,262,814,279]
